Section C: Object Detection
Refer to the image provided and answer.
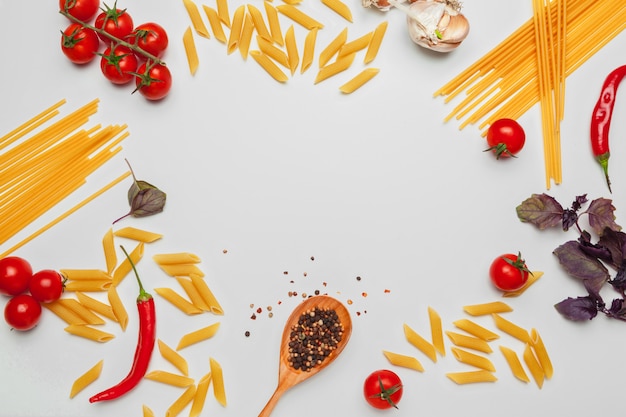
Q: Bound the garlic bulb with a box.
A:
[405,0,469,52]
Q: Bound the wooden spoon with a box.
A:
[258,295,352,417]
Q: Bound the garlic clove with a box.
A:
[406,0,469,52]
[362,0,393,12]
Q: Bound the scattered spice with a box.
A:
[310,256,315,261]
[222,249,228,254]
[256,307,263,314]
[347,299,353,305]
[245,331,250,337]
[283,271,289,275]
[362,292,368,297]
[287,307,344,372]
[356,276,361,281]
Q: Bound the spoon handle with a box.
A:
[258,384,286,417]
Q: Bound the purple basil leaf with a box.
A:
[571,194,588,212]
[610,261,626,293]
[578,238,612,263]
[597,228,626,269]
[554,296,598,321]
[553,241,610,282]
[516,193,564,230]
[586,198,622,236]
[562,209,578,231]
[607,298,626,319]
[583,279,605,306]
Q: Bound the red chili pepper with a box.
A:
[89,246,156,403]
[590,64,626,193]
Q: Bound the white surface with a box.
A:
[0,0,625,416]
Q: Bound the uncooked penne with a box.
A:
[216,0,230,27]
[403,323,437,362]
[177,322,221,350]
[142,404,155,417]
[75,292,117,322]
[321,0,353,22]
[339,68,379,94]
[446,370,497,384]
[300,27,318,74]
[70,359,103,398]
[523,343,545,388]
[250,50,289,83]
[428,306,445,356]
[183,0,210,38]
[190,274,224,315]
[239,13,254,60]
[190,372,212,417]
[102,228,117,275]
[108,285,128,331]
[314,53,355,84]
[154,287,203,315]
[319,27,347,68]
[452,319,499,341]
[145,370,195,387]
[499,345,530,383]
[113,226,163,243]
[257,36,290,69]
[176,276,210,311]
[65,279,112,292]
[492,313,530,343]
[112,242,145,286]
[247,4,272,41]
[60,269,111,281]
[157,263,204,278]
[276,4,323,30]
[158,339,189,376]
[56,298,105,325]
[210,357,227,406]
[530,328,553,379]
[166,385,197,417]
[203,5,227,43]
[65,325,115,343]
[364,20,387,64]
[153,252,202,265]
[445,331,493,353]
[382,350,424,372]
[284,25,299,75]
[227,5,245,54]
[183,26,200,75]
[264,1,284,46]
[450,347,495,372]
[338,31,373,58]
[463,301,513,316]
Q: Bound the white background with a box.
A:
[0,0,625,416]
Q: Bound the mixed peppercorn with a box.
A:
[287,307,344,372]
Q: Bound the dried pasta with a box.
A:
[276,4,323,30]
[190,372,212,417]
[183,26,200,75]
[65,280,112,292]
[154,287,203,315]
[64,325,115,343]
[428,306,445,356]
[189,274,224,315]
[445,331,492,353]
[55,298,105,325]
[158,339,189,376]
[102,228,117,275]
[364,20,387,64]
[112,242,145,286]
[300,27,318,73]
[463,301,512,316]
[75,292,117,322]
[216,0,230,27]
[321,0,352,22]
[257,36,290,68]
[446,370,497,384]
[142,404,155,417]
[523,343,545,388]
[177,322,221,350]
[182,0,210,38]
[264,1,284,46]
[70,359,103,398]
[176,277,211,311]
[492,313,530,343]
[153,252,201,265]
[247,4,272,41]
[209,357,227,406]
[499,345,530,383]
[113,227,163,243]
[450,347,495,372]
[145,370,195,387]
[60,269,111,281]
[166,385,197,417]
[314,53,355,84]
[157,262,204,278]
[227,5,245,54]
[452,319,499,341]
[338,31,373,58]
[530,328,553,379]
[403,323,437,362]
[339,68,379,94]
[239,13,254,59]
[382,350,424,372]
[203,5,227,43]
[284,25,299,75]
[318,28,347,68]
[108,285,128,330]
[250,50,289,82]
[45,300,88,325]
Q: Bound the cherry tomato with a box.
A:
[61,23,100,65]
[0,257,33,297]
[60,0,100,21]
[489,252,530,291]
[29,270,65,304]
[485,118,526,159]
[94,5,134,43]
[134,62,172,100]
[130,22,169,59]
[100,44,138,84]
[363,369,403,409]
[4,294,42,331]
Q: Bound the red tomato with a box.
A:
[4,294,42,331]
[134,62,172,100]
[61,23,100,65]
[100,44,138,84]
[29,270,65,304]
[485,118,526,159]
[94,6,134,43]
[363,369,403,409]
[489,252,530,291]
[0,257,33,297]
[130,22,169,59]
[59,0,100,21]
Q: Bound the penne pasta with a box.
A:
[70,359,103,398]
[75,292,117,322]
[452,319,499,341]
[157,263,204,278]
[499,345,530,383]
[145,370,195,387]
[250,50,289,83]
[203,5,227,43]
[446,370,497,384]
[112,242,145,286]
[56,298,105,325]
[403,323,437,362]
[108,285,128,331]
[176,277,211,311]
[300,27,318,74]
[284,25,299,75]
[364,20,387,64]
[216,0,230,27]
[463,301,513,316]
[257,36,290,68]
[227,5,245,54]
[158,339,189,376]
[166,385,197,417]
[339,68,379,94]
[182,0,211,38]
[382,350,424,372]
[239,13,254,60]
[209,357,227,406]
[318,27,348,68]
[189,274,224,315]
[190,372,212,417]
[154,287,203,315]
[183,26,200,75]
[264,1,284,46]
[321,0,352,22]
[503,271,544,297]
[276,4,324,30]
[450,347,495,372]
[65,279,112,292]
[428,306,445,356]
[523,343,545,388]
[102,228,117,275]
[153,252,201,265]
[45,300,88,325]
[445,331,493,353]
[113,227,162,243]
[338,31,373,58]
[314,52,355,84]
[530,328,553,379]
[177,322,221,350]
[65,325,115,343]
[142,404,155,417]
[60,269,111,281]
[247,4,272,41]
[492,313,530,343]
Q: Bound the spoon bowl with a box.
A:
[258,295,352,417]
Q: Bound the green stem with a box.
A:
[59,9,165,65]
[120,245,151,300]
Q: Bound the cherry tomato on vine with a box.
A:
[485,118,526,159]
[61,23,100,65]
[0,257,33,297]
[100,44,138,84]
[130,23,169,59]
[94,4,134,43]
[134,62,172,100]
[489,252,531,291]
[59,0,100,21]
[4,294,42,331]
[363,369,403,409]
[29,270,65,304]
